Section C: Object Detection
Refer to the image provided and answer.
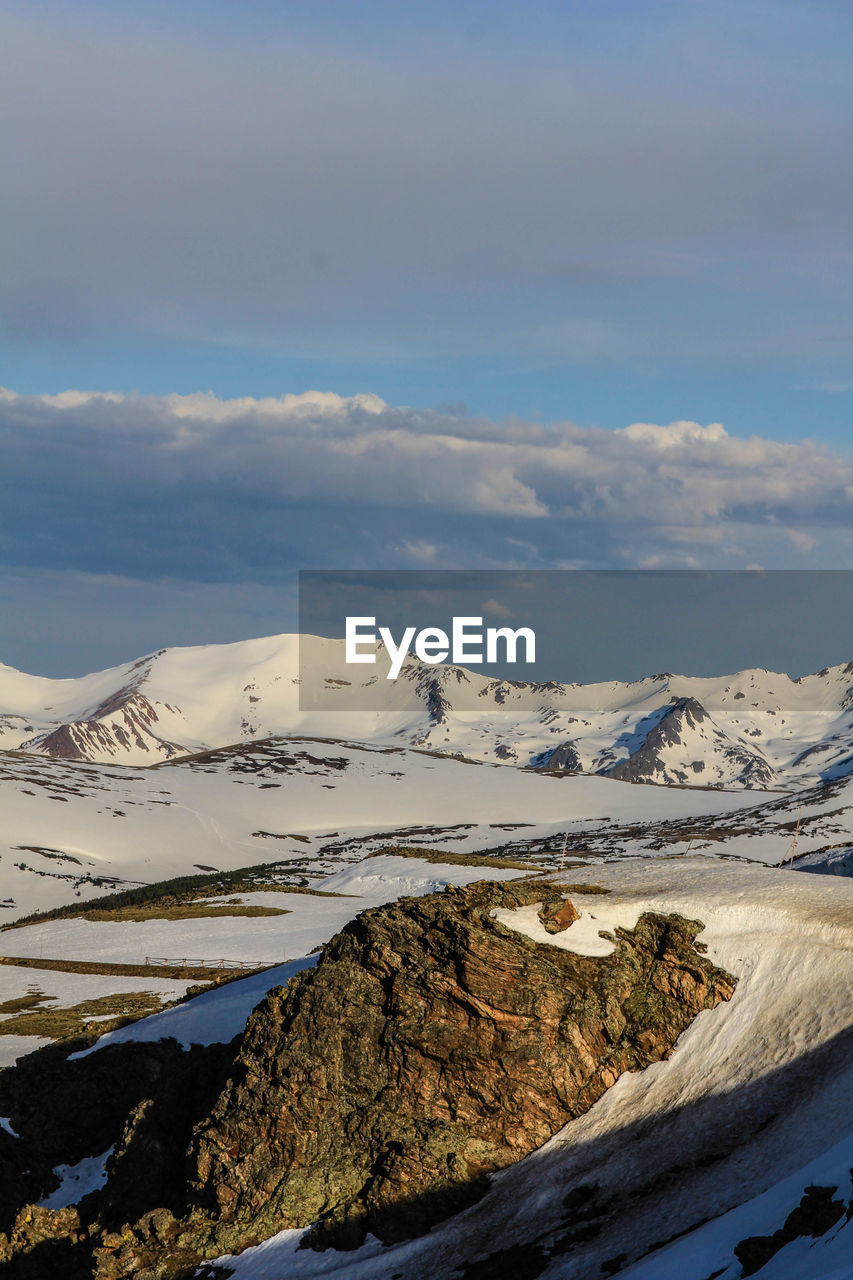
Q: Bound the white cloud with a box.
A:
[161,390,387,423]
[787,529,818,554]
[481,599,512,619]
[398,540,440,564]
[1,387,851,572]
[618,420,729,448]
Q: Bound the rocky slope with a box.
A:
[0,878,733,1278]
[601,696,776,789]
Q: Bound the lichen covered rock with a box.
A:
[186,879,734,1252]
[537,896,580,933]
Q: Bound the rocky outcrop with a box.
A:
[0,880,735,1278]
[22,692,183,762]
[537,896,580,933]
[183,879,734,1257]
[605,697,776,788]
[533,741,584,773]
[0,1039,234,1278]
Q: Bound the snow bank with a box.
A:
[491,894,636,956]
[319,854,529,903]
[618,1133,853,1280]
[70,956,317,1057]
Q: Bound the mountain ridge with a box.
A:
[2,634,852,789]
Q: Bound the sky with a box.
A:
[1,1,851,676]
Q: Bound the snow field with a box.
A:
[0,738,777,923]
[617,1132,853,1280]
[36,1148,114,1211]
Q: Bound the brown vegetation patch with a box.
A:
[0,992,166,1042]
[365,844,549,872]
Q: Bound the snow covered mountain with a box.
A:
[1,634,852,788]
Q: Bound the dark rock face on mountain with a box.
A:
[606,697,776,788]
[533,741,583,772]
[23,690,183,762]
[0,880,734,1278]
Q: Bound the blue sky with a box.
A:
[1,1,851,674]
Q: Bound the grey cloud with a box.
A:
[1,13,850,358]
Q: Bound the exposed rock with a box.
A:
[23,693,184,762]
[734,1183,848,1276]
[0,880,734,1278]
[537,897,580,933]
[533,741,583,773]
[0,1038,234,1278]
[0,1206,87,1280]
[605,697,776,789]
[424,678,453,726]
[183,878,734,1258]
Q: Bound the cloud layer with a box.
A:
[3,387,851,580]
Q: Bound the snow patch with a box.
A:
[492,893,643,956]
[37,1147,114,1209]
[0,1035,52,1069]
[319,854,528,903]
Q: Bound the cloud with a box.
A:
[481,599,512,619]
[619,421,729,449]
[2,388,851,587]
[397,540,440,564]
[787,529,817,554]
[1,9,849,366]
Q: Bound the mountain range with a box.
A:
[2,634,852,789]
